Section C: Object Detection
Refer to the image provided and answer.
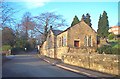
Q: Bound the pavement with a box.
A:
[37,54,117,78]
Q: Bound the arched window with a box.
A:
[88,36,91,47]
[91,37,93,46]
[84,36,87,46]
[63,36,66,46]
[48,34,52,49]
[62,36,63,46]
[59,37,61,47]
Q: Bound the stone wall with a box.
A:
[56,47,69,59]
[40,48,47,56]
[46,30,55,49]
[67,21,97,48]
[63,53,120,76]
[40,41,47,55]
[56,47,95,59]
[67,47,96,54]
[41,48,54,58]
[47,49,55,58]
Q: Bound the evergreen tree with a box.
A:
[102,11,109,37]
[97,14,102,37]
[97,11,109,38]
[81,14,86,21]
[85,13,92,27]
[71,15,79,26]
[81,13,92,27]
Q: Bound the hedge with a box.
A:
[97,45,120,55]
[2,45,12,51]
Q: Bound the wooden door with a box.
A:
[74,41,79,47]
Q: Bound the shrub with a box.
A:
[97,45,120,55]
[112,43,119,48]
[112,48,120,55]
[108,33,115,40]
[2,45,12,51]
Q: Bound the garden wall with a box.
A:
[63,53,120,76]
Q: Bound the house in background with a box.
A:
[40,20,97,59]
[108,26,120,35]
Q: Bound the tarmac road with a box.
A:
[2,54,86,77]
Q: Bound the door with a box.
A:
[74,41,79,47]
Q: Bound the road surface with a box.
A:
[2,54,86,77]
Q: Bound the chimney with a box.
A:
[50,26,52,30]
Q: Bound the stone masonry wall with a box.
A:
[67,21,97,48]
[56,31,68,59]
[47,49,55,58]
[63,53,120,76]
[41,49,54,58]
[56,47,69,59]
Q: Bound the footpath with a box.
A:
[37,54,118,78]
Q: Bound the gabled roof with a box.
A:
[52,30,62,35]
[57,20,97,35]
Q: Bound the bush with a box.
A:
[2,45,12,51]
[97,45,120,55]
[112,48,120,55]
[112,43,119,48]
[108,33,115,40]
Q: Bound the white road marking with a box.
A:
[37,55,50,63]
[81,72,92,76]
[44,59,50,63]
[37,54,98,77]
[55,64,97,77]
[56,64,80,73]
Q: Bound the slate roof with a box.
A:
[52,30,62,35]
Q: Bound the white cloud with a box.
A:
[25,2,44,9]
[4,0,50,9]
[24,0,50,9]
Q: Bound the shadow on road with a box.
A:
[2,54,85,77]
[12,49,38,55]
[2,49,38,65]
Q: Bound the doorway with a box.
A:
[74,41,79,47]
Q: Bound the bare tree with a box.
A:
[0,0,18,28]
[21,12,35,40]
[34,12,68,42]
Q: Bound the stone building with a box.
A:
[40,20,97,59]
[40,26,62,58]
